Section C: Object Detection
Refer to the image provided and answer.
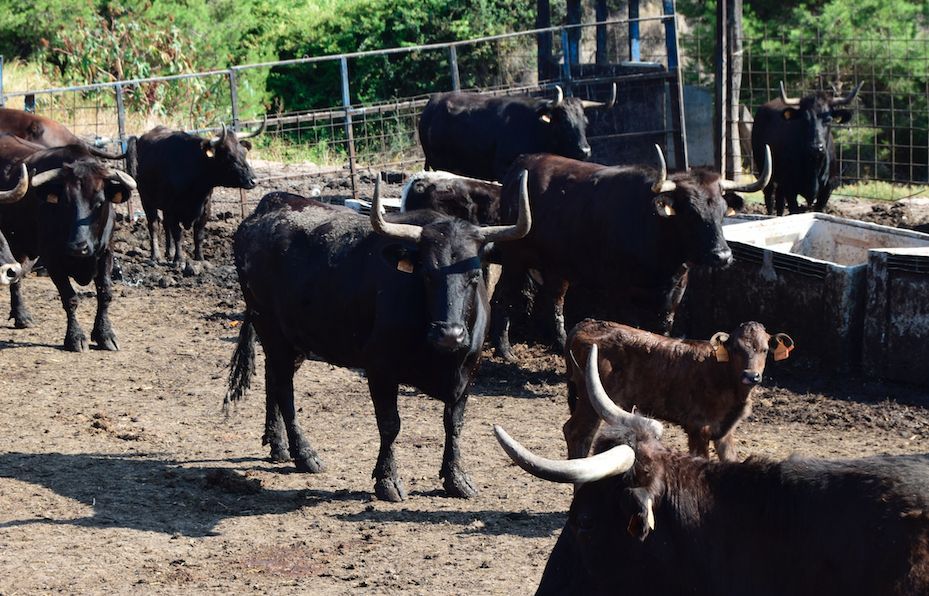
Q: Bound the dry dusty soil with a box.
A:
[1,176,929,595]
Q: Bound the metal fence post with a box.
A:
[0,55,5,107]
[449,45,461,91]
[114,84,133,219]
[228,68,240,131]
[560,28,573,94]
[629,0,641,62]
[340,56,359,201]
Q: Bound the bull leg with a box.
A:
[166,216,184,268]
[47,265,87,352]
[264,343,323,473]
[763,183,775,216]
[785,191,802,215]
[263,390,291,462]
[813,184,832,212]
[144,205,161,262]
[489,263,527,362]
[538,274,569,351]
[192,211,208,262]
[90,248,119,351]
[368,374,407,502]
[714,432,738,462]
[562,381,602,459]
[686,427,712,459]
[8,258,36,328]
[440,391,477,499]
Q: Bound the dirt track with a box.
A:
[1,180,929,594]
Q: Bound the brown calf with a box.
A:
[563,318,793,461]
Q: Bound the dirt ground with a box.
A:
[1,176,929,595]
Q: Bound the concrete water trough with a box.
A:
[680,213,929,385]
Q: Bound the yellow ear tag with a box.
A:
[46,194,58,204]
[774,340,793,362]
[715,345,729,362]
[540,114,551,123]
[111,192,124,204]
[726,207,737,216]
[205,148,215,158]
[783,111,792,120]
[397,259,414,274]
[664,204,676,216]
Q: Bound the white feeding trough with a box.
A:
[681,213,929,384]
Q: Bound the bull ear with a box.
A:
[625,487,655,542]
[831,109,852,124]
[240,139,253,151]
[381,243,417,274]
[723,191,744,215]
[201,139,216,158]
[782,108,799,121]
[654,195,675,218]
[770,333,795,361]
[710,332,730,362]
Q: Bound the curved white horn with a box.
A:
[370,175,423,242]
[493,424,635,484]
[719,145,772,192]
[30,167,64,188]
[479,169,532,242]
[552,85,564,107]
[210,122,228,146]
[0,164,29,204]
[585,345,663,438]
[830,81,864,107]
[106,168,138,191]
[236,114,268,140]
[651,145,677,194]
[779,81,801,106]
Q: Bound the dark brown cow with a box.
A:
[490,145,771,360]
[0,134,136,351]
[495,348,929,596]
[0,107,125,159]
[563,319,794,461]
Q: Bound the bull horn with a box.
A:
[779,81,801,106]
[586,344,664,438]
[552,85,564,107]
[493,424,635,484]
[30,167,64,188]
[478,169,532,243]
[580,82,617,110]
[370,175,423,243]
[210,122,228,146]
[720,144,772,192]
[236,114,268,140]
[106,168,138,191]
[830,81,864,106]
[0,164,29,204]
[651,145,677,194]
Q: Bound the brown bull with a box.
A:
[0,108,125,159]
[564,319,794,461]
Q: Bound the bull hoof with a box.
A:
[268,446,291,463]
[11,311,34,329]
[493,346,518,363]
[294,451,325,473]
[64,331,89,353]
[374,477,407,502]
[442,469,478,499]
[92,330,119,351]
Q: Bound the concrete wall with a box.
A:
[684,85,714,167]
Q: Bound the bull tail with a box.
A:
[224,311,257,411]
[125,136,139,179]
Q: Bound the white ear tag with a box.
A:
[46,194,59,204]
[540,114,551,123]
[205,148,215,158]
[397,259,414,274]
[664,204,675,216]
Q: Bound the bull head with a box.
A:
[370,170,532,243]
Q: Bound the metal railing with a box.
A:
[0,15,686,212]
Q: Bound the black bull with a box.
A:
[495,345,929,596]
[0,135,136,351]
[418,84,615,182]
[489,146,771,360]
[128,118,264,266]
[224,175,531,501]
[752,81,862,215]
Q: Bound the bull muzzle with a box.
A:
[427,322,469,352]
[0,262,22,285]
[68,240,93,258]
[741,370,763,385]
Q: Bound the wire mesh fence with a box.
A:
[0,17,686,212]
[734,27,929,202]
